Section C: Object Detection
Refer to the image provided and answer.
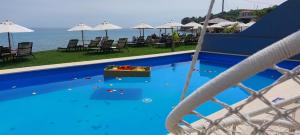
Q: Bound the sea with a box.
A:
[0,28,179,52]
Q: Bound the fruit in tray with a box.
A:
[107,65,147,71]
[135,67,146,71]
[104,65,150,77]
[117,65,135,70]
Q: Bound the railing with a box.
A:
[166,30,300,134]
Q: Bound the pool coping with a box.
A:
[0,50,195,75]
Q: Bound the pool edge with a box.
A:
[2,50,299,75]
[0,50,195,75]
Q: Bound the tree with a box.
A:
[181,17,192,25]
[254,6,277,20]
[181,17,204,24]
[223,24,239,33]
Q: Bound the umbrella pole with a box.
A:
[159,29,161,36]
[81,30,84,46]
[105,30,108,38]
[164,29,167,34]
[192,29,194,35]
[7,32,11,50]
[143,29,145,37]
[139,29,141,37]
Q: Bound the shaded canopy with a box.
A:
[163,21,183,28]
[68,23,92,45]
[68,23,92,31]
[183,21,203,29]
[132,23,154,29]
[207,24,223,29]
[156,24,170,29]
[132,23,154,37]
[201,17,230,25]
[93,21,122,37]
[0,20,34,33]
[217,21,237,27]
[94,21,122,31]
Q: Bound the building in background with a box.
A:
[238,9,256,23]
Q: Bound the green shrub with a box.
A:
[172,32,180,42]
[223,24,239,33]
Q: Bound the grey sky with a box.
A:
[0,0,286,28]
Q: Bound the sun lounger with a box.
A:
[100,40,114,53]
[86,40,101,53]
[111,38,128,52]
[145,36,153,45]
[127,36,138,47]
[129,36,145,47]
[95,37,102,42]
[0,46,14,62]
[14,42,34,59]
[57,39,79,51]
[153,35,169,48]
[136,36,145,47]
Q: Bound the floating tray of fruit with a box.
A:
[104,65,151,77]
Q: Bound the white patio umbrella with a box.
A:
[207,24,224,32]
[163,21,183,33]
[217,21,237,27]
[164,21,183,28]
[183,22,203,29]
[93,21,122,37]
[132,23,154,37]
[156,24,170,35]
[156,24,170,29]
[182,22,203,34]
[0,20,34,49]
[68,23,92,45]
[156,21,183,34]
[207,24,223,29]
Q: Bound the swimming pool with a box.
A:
[0,52,298,135]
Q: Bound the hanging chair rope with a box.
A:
[166,29,300,135]
[180,0,215,101]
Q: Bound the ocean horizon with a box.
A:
[0,28,181,52]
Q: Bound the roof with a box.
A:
[201,18,230,24]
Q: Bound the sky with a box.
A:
[0,0,286,28]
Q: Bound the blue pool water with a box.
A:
[0,53,298,135]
